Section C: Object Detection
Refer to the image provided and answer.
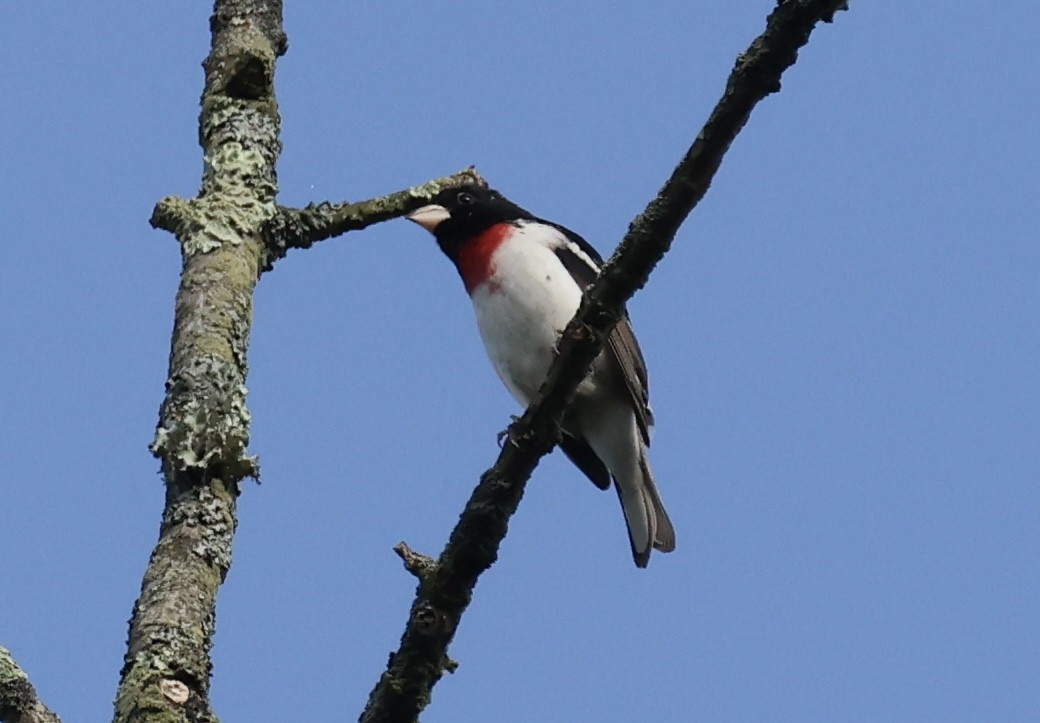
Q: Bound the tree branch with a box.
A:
[0,645,61,723]
[121,3,498,722]
[262,167,487,267]
[359,2,849,721]
[113,2,287,721]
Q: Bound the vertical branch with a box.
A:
[113,2,287,721]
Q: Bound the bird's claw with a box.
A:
[552,328,564,355]
[497,416,521,447]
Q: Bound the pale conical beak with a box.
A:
[406,204,451,232]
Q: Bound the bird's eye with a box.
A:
[457,191,474,206]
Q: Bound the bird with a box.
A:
[407,184,675,567]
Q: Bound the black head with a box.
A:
[407,184,535,258]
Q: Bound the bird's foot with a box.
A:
[552,328,565,355]
[497,415,521,447]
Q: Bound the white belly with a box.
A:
[471,235,584,406]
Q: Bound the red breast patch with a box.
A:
[458,222,511,295]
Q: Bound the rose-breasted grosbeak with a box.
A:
[407,185,675,567]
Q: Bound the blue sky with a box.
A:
[2,2,1037,721]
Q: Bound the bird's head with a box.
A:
[407,185,533,258]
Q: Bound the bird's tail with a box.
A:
[616,445,676,568]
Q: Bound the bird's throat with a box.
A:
[457,222,511,295]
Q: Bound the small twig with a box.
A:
[262,167,487,267]
[393,543,437,581]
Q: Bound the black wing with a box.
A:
[559,434,611,490]
[541,219,655,446]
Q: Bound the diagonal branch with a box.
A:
[359,1,849,721]
[0,645,61,723]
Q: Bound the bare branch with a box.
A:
[263,166,487,266]
[393,543,437,582]
[360,2,849,721]
[114,1,287,720]
[0,645,61,723]
[122,3,489,721]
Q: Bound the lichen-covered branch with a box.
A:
[359,2,849,721]
[113,1,286,721]
[0,645,61,723]
[120,2,500,721]
[264,165,485,254]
